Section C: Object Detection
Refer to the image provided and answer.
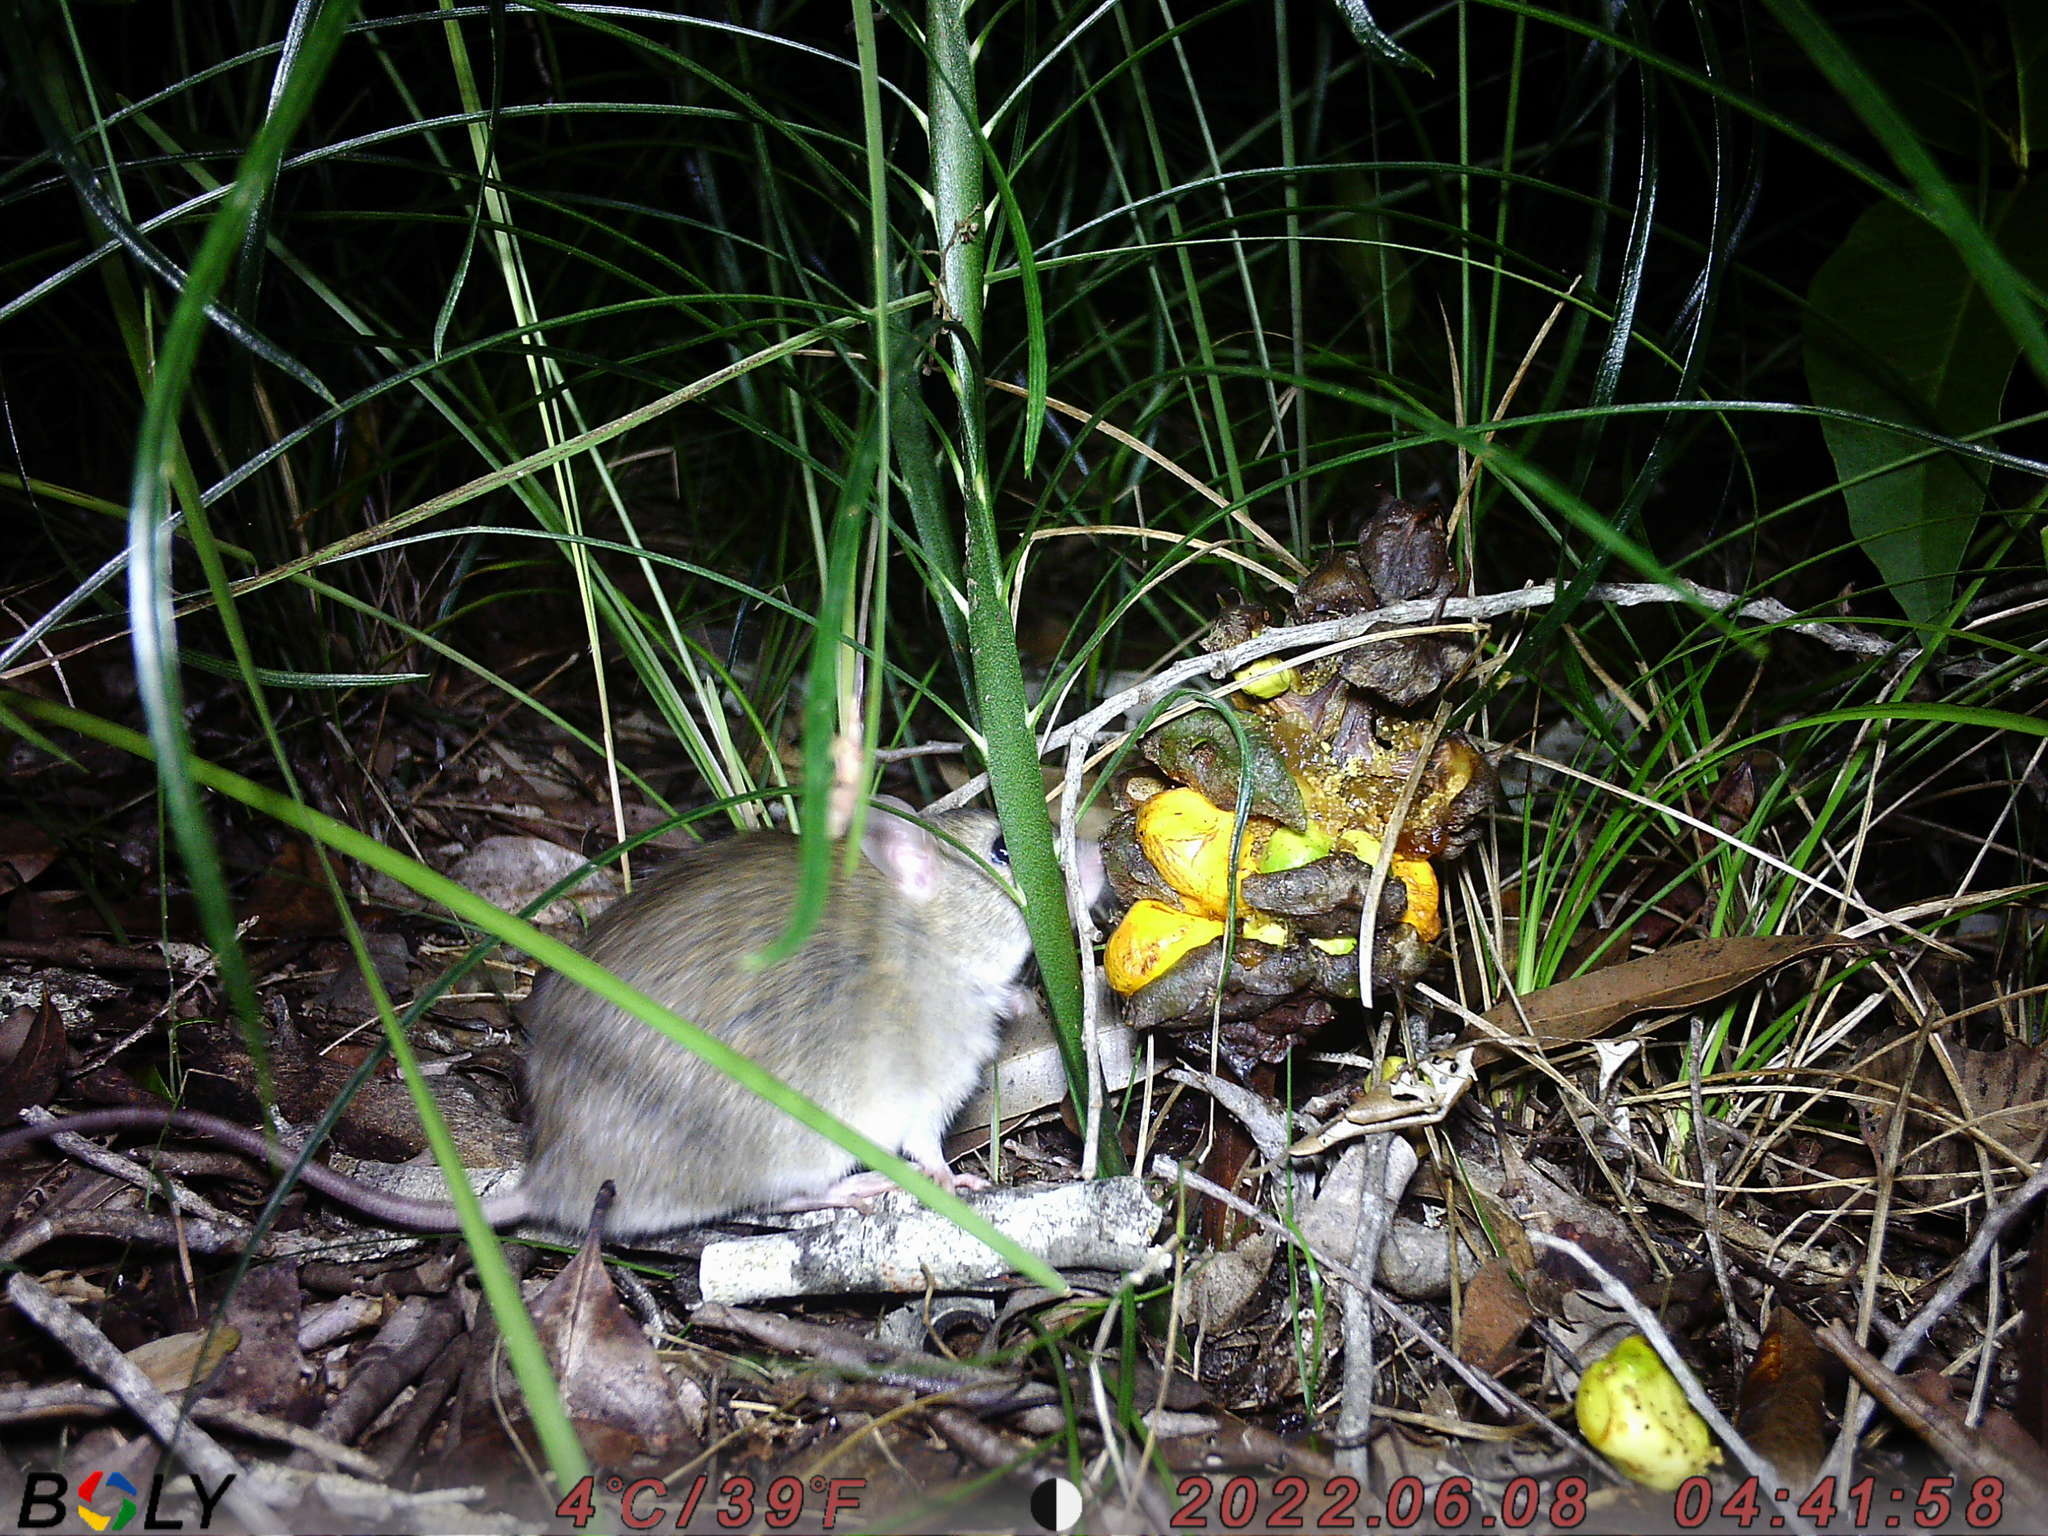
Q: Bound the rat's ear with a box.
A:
[860,797,944,901]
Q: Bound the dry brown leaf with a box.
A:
[125,1327,242,1393]
[1734,1306,1830,1487]
[242,836,348,938]
[214,1262,313,1423]
[1461,934,1856,1066]
[1901,1369,2048,1508]
[0,820,59,894]
[531,1216,694,1466]
[1455,1257,1534,1376]
[1854,1033,2048,1205]
[0,995,65,1122]
[180,1018,519,1166]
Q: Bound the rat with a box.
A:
[0,802,1105,1240]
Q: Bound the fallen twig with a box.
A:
[1816,1321,2048,1506]
[1530,1231,1819,1536]
[1151,1155,1583,1457]
[7,1271,285,1531]
[0,1383,384,1476]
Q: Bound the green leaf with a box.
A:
[1324,0,1430,74]
[181,652,430,688]
[2013,0,2048,173]
[1803,183,2046,626]
[1839,35,1987,162]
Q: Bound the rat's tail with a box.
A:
[0,1108,522,1231]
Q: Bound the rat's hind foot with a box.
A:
[779,1163,988,1214]
[778,1170,897,1213]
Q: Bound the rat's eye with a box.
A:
[989,835,1010,868]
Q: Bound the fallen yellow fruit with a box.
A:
[1575,1335,1722,1491]
[1105,900,1225,994]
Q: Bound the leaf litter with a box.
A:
[1,633,2045,1533]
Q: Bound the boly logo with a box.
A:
[77,1472,138,1532]
[16,1471,236,1531]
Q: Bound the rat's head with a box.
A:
[861,800,1106,980]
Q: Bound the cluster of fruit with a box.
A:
[1100,494,1495,1073]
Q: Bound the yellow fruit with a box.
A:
[1327,828,1440,941]
[1257,825,1332,874]
[1105,900,1224,994]
[1240,915,1292,947]
[1436,737,1477,798]
[1233,658,1298,698]
[1334,826,1383,862]
[1575,1335,1722,1490]
[1136,787,1243,918]
[1393,858,1440,941]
